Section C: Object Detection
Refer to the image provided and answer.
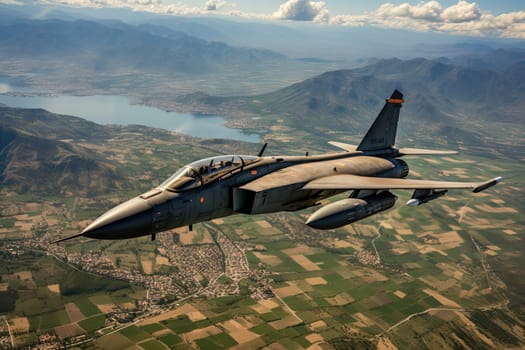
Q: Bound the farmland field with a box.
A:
[1,101,523,349]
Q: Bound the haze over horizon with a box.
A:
[2,0,524,39]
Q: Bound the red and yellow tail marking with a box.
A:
[387,98,404,104]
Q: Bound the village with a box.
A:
[0,219,277,348]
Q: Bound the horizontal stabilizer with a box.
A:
[328,141,358,152]
[397,148,458,156]
[330,141,457,156]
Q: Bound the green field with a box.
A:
[79,314,106,333]
[76,297,101,317]
[1,103,523,349]
[195,333,237,349]
[139,339,167,350]
[162,315,198,334]
[30,309,70,331]
[158,333,182,347]
[140,323,167,334]
[120,325,151,343]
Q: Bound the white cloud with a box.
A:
[18,0,525,39]
[441,0,480,23]
[39,0,205,15]
[373,0,481,23]
[127,0,160,5]
[0,0,24,5]
[330,1,525,39]
[204,0,225,11]
[437,11,525,38]
[376,1,442,21]
[272,0,329,23]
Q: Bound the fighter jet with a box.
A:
[54,90,502,242]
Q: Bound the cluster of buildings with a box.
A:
[0,221,278,347]
[4,222,274,306]
[0,318,12,350]
[156,232,224,298]
[354,248,381,267]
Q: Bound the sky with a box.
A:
[4,0,525,38]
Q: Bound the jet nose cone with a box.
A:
[82,197,153,239]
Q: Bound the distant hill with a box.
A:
[0,106,261,196]
[0,106,110,140]
[2,3,524,61]
[0,19,286,75]
[0,107,127,195]
[356,57,522,105]
[439,48,525,71]
[178,55,524,150]
[259,56,523,128]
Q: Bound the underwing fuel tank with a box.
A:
[306,192,397,230]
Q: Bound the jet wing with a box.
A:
[303,174,502,193]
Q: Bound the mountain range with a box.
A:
[0,19,285,75]
[2,3,524,61]
[178,54,525,153]
[0,106,126,195]
[3,50,523,195]
[0,14,523,195]
[0,106,260,195]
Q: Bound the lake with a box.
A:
[0,92,259,142]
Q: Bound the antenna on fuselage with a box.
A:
[258,143,268,157]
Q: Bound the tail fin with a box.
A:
[357,90,403,152]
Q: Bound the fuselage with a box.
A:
[80,151,408,240]
[53,89,501,244]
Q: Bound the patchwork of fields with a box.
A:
[1,135,523,349]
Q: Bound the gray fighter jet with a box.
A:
[54,90,502,242]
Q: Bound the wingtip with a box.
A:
[473,176,503,193]
[52,232,84,244]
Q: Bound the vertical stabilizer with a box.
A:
[357,90,403,152]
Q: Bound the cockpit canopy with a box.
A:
[160,155,259,191]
